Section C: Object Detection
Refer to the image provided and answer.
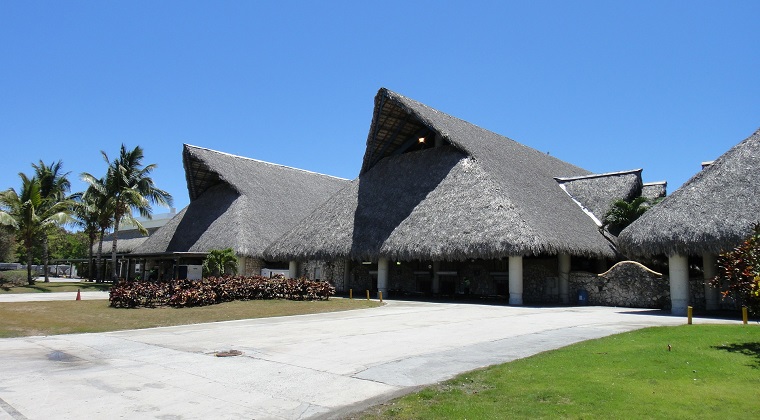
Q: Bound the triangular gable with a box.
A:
[555,169,643,226]
[139,145,349,258]
[268,89,619,261]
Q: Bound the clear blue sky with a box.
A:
[2,1,758,212]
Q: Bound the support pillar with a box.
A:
[377,258,389,296]
[432,261,440,294]
[509,256,523,305]
[669,254,690,316]
[342,260,351,292]
[289,261,299,279]
[558,253,570,304]
[703,253,719,311]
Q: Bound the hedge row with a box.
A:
[109,275,335,308]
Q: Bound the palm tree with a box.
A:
[74,178,113,282]
[71,186,103,281]
[83,144,173,282]
[32,160,72,282]
[0,174,71,285]
[603,196,652,235]
[202,248,239,277]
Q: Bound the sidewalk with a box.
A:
[0,290,110,302]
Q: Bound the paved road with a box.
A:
[0,300,735,420]
[0,291,109,302]
[0,277,109,302]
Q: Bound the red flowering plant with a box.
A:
[712,223,760,315]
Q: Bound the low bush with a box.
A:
[0,269,36,289]
[109,275,335,308]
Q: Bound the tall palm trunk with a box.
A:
[87,233,95,281]
[25,239,34,285]
[111,217,120,282]
[96,229,105,282]
[42,235,50,282]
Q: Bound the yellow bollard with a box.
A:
[349,289,353,300]
[366,290,370,301]
[687,306,693,325]
[378,291,383,302]
[743,306,748,325]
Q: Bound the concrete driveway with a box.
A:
[0,300,733,419]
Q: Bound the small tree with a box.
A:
[713,223,760,315]
[202,248,238,277]
[604,197,652,235]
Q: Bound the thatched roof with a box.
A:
[97,228,159,254]
[641,181,667,201]
[556,170,643,225]
[135,145,348,258]
[619,128,760,257]
[266,88,620,261]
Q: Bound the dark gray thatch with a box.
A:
[97,228,159,254]
[619,128,760,257]
[641,181,667,201]
[135,145,348,258]
[266,88,619,261]
[556,170,643,225]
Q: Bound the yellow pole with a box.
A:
[743,306,748,325]
[366,290,370,301]
[349,289,353,299]
[687,306,693,325]
[379,291,383,302]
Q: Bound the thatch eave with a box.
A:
[619,127,760,258]
[266,145,618,262]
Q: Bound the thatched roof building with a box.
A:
[266,88,623,262]
[98,227,161,254]
[134,144,348,258]
[641,181,667,201]
[555,169,643,226]
[619,128,760,257]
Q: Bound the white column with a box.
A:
[669,254,690,316]
[558,253,571,304]
[288,261,299,279]
[703,253,720,311]
[377,258,389,296]
[432,261,440,294]
[509,256,523,305]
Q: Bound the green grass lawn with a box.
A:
[0,298,382,337]
[358,324,760,419]
[0,281,112,294]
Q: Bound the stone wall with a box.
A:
[347,263,374,292]
[240,257,263,277]
[300,259,349,290]
[523,258,561,304]
[569,261,668,309]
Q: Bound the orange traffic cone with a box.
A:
[76,289,81,301]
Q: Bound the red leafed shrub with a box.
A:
[712,223,760,315]
[109,275,335,308]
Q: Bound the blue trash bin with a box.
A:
[577,289,588,305]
